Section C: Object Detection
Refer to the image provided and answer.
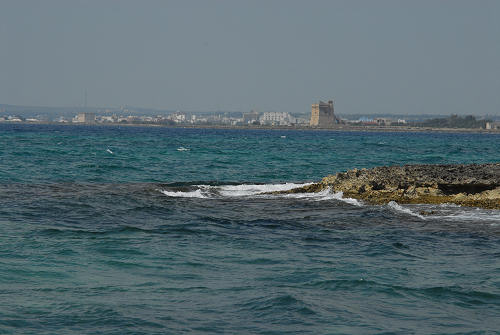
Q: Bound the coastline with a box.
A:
[2,121,500,134]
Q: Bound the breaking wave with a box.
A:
[427,206,500,223]
[158,183,362,205]
[387,201,425,219]
[159,183,312,199]
[160,189,207,198]
[217,183,314,197]
[386,202,500,223]
[159,184,498,221]
[281,188,362,206]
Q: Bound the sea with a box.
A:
[1,123,500,334]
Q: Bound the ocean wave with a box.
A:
[387,201,425,219]
[322,190,363,206]
[385,202,500,223]
[217,182,313,197]
[432,210,500,223]
[160,188,208,198]
[281,188,362,206]
[236,294,316,316]
[159,182,312,199]
[410,203,500,223]
[158,182,362,206]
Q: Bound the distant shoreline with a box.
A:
[2,121,500,134]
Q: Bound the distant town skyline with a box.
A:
[1,0,499,115]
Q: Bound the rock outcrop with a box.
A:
[281,163,500,209]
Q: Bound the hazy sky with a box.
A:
[1,0,499,115]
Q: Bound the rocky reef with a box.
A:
[282,163,500,209]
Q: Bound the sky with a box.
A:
[0,0,499,115]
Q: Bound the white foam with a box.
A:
[328,191,363,206]
[388,201,425,219]
[160,182,315,199]
[218,182,313,197]
[280,188,330,199]
[277,188,362,206]
[177,147,190,151]
[159,183,362,206]
[413,203,500,222]
[438,203,461,208]
[435,212,500,222]
[160,189,207,198]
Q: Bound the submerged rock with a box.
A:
[280,163,500,209]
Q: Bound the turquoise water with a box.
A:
[3,125,500,183]
[1,124,500,334]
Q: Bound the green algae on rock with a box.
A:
[281,163,500,209]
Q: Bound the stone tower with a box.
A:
[310,100,337,127]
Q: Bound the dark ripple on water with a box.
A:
[5,126,500,333]
[1,181,500,333]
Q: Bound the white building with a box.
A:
[75,112,96,123]
[260,112,294,126]
[98,116,115,123]
[486,121,500,130]
[167,112,186,123]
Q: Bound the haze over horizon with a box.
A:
[1,0,499,115]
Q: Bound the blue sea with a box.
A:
[1,123,500,334]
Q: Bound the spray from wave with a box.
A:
[160,185,498,222]
[387,201,425,219]
[281,188,362,206]
[387,202,500,223]
[159,183,312,199]
[160,189,207,198]
[425,205,500,223]
[158,183,362,205]
[217,183,313,197]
